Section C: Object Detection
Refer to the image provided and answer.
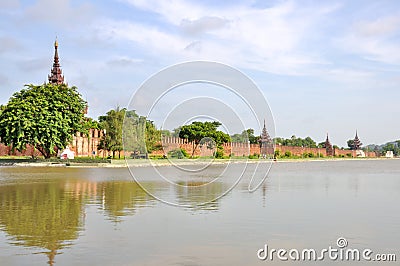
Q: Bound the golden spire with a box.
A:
[54,37,58,48]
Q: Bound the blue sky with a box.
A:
[0,0,399,147]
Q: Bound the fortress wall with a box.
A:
[275,145,327,157]
[0,128,106,158]
[0,134,378,158]
[0,143,41,157]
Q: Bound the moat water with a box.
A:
[0,160,399,265]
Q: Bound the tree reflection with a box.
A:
[0,182,84,265]
[97,181,155,222]
[0,174,222,264]
[174,181,225,210]
[0,179,157,264]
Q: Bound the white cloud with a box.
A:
[122,0,210,24]
[97,19,188,55]
[107,57,144,67]
[337,15,400,64]
[99,1,338,75]
[354,16,400,37]
[180,16,229,36]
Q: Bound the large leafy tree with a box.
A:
[98,107,126,158]
[100,109,162,158]
[178,121,230,157]
[122,110,146,154]
[0,84,87,158]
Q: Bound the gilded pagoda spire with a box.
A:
[48,38,65,85]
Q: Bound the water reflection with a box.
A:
[0,182,85,265]
[0,173,227,265]
[0,177,158,265]
[175,181,225,211]
[0,161,399,266]
[97,181,155,222]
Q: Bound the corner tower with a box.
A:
[352,130,362,150]
[325,133,333,156]
[259,120,274,158]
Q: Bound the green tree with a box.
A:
[83,117,101,131]
[382,142,399,156]
[98,107,126,158]
[171,127,181,137]
[231,128,259,144]
[303,137,317,148]
[160,129,171,137]
[167,148,188,159]
[274,136,317,148]
[0,84,87,158]
[317,141,325,148]
[179,121,230,157]
[347,139,355,150]
[108,109,162,157]
[123,110,146,154]
[145,120,162,153]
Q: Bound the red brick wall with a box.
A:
[0,134,378,158]
[275,145,327,157]
[0,143,41,157]
[153,137,377,158]
[0,128,107,158]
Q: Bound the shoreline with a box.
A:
[0,157,397,168]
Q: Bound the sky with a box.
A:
[0,0,399,147]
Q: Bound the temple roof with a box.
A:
[259,120,272,143]
[325,133,332,146]
[48,38,65,85]
[353,130,362,150]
